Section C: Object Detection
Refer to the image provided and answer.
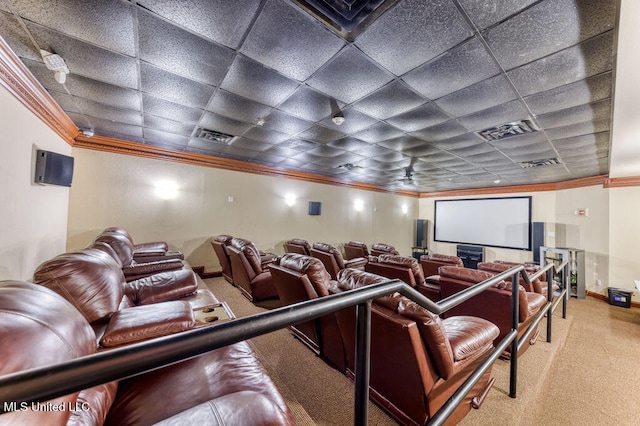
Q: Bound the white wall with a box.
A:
[608,186,640,298]
[67,148,418,271]
[0,86,71,280]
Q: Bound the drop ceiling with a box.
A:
[0,0,618,193]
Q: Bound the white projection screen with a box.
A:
[434,196,532,250]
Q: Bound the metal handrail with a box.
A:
[0,260,570,425]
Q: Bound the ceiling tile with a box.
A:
[537,100,611,130]
[140,62,214,108]
[327,137,372,151]
[458,0,539,30]
[306,45,393,104]
[262,109,314,135]
[377,136,428,152]
[240,0,345,81]
[220,55,299,107]
[230,137,275,152]
[297,124,345,144]
[242,126,290,144]
[199,111,252,136]
[138,10,235,86]
[143,128,190,148]
[137,0,262,49]
[484,0,616,70]
[317,106,379,133]
[545,119,610,141]
[386,103,450,133]
[277,85,335,122]
[207,90,272,124]
[458,100,530,132]
[524,72,612,115]
[508,31,614,97]
[355,0,472,76]
[410,120,469,142]
[351,122,405,143]
[143,114,194,136]
[142,94,203,125]
[5,0,136,55]
[402,37,501,99]
[435,74,518,117]
[353,80,428,120]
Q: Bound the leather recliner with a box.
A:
[31,248,217,345]
[211,234,234,283]
[343,241,369,260]
[310,242,367,280]
[330,268,500,426]
[91,231,189,282]
[491,260,559,299]
[370,243,399,257]
[365,254,424,287]
[438,266,547,358]
[227,238,279,301]
[0,280,295,425]
[419,253,464,301]
[103,227,184,262]
[268,253,346,372]
[283,238,312,256]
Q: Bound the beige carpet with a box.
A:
[204,278,640,425]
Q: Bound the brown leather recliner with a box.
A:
[438,266,547,358]
[103,227,184,262]
[343,241,369,260]
[419,253,464,302]
[310,242,367,280]
[91,231,188,282]
[268,253,346,372]
[0,280,295,425]
[492,260,558,299]
[211,234,234,283]
[330,268,500,425]
[365,254,424,287]
[227,238,279,301]
[283,238,312,255]
[370,243,399,257]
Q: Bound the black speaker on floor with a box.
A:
[532,222,545,263]
[415,219,429,248]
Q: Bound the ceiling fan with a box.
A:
[395,158,417,186]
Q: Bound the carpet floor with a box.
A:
[204,277,640,425]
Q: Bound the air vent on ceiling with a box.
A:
[291,0,399,40]
[195,128,235,144]
[476,120,538,142]
[518,158,562,168]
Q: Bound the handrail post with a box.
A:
[562,267,568,318]
[354,300,372,426]
[509,273,519,398]
[547,270,553,342]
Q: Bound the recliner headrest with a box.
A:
[378,254,425,283]
[32,248,125,324]
[425,253,464,266]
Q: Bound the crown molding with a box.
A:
[74,135,421,197]
[0,36,78,144]
[604,176,640,188]
[421,175,610,198]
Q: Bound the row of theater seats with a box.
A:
[269,254,500,425]
[267,250,560,424]
[0,228,295,425]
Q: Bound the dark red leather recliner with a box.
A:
[343,241,369,260]
[211,234,234,283]
[370,243,399,257]
[419,253,464,302]
[310,242,367,280]
[268,253,346,372]
[330,268,499,425]
[227,238,279,301]
[283,238,312,255]
[365,254,424,287]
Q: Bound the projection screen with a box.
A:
[434,196,532,251]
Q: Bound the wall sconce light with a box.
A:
[155,180,178,200]
[354,199,364,212]
[285,193,296,207]
[401,204,408,214]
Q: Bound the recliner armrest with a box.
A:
[344,257,367,269]
[99,300,195,348]
[125,268,198,305]
[123,258,184,281]
[133,241,169,252]
[132,250,185,263]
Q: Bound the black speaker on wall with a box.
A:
[532,222,545,264]
[415,219,429,248]
[34,149,74,187]
[308,201,322,216]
